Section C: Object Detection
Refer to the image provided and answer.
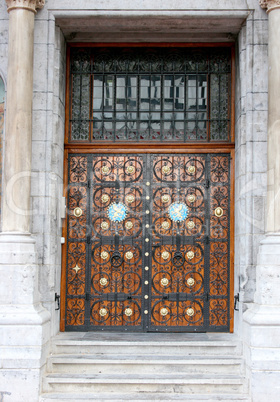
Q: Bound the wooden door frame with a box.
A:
[60,42,235,332]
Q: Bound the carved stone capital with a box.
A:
[6,0,45,13]
[260,0,280,12]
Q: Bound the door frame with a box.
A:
[60,42,235,332]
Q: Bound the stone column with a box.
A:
[260,0,280,233]
[243,2,280,401]
[0,2,50,401]
[2,0,44,233]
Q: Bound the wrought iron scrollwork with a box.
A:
[65,153,231,332]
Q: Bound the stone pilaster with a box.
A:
[243,2,280,401]
[0,2,50,401]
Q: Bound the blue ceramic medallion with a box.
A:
[107,202,127,222]
[168,202,189,222]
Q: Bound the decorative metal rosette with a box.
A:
[126,165,135,175]
[168,202,189,222]
[188,165,196,175]
[187,220,195,229]
[100,277,108,286]
[107,202,127,222]
[125,221,133,230]
[186,307,195,317]
[187,277,195,287]
[161,221,170,230]
[125,308,133,317]
[160,307,169,316]
[161,278,169,287]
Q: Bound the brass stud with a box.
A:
[187,251,195,260]
[126,165,135,174]
[187,221,195,229]
[125,308,133,316]
[101,251,109,260]
[162,194,170,203]
[145,280,149,285]
[145,238,149,242]
[162,165,171,174]
[161,251,170,260]
[145,252,149,257]
[188,166,196,174]
[126,194,135,204]
[74,207,83,217]
[161,278,169,287]
[100,277,108,286]
[144,310,148,315]
[215,207,223,218]
[186,307,195,317]
[101,194,110,203]
[146,182,150,186]
[160,307,168,317]
[162,221,170,230]
[99,308,107,317]
[187,278,195,287]
[125,221,133,230]
[101,165,110,174]
[125,251,133,260]
[187,194,196,203]
[101,221,109,230]
[146,224,150,228]
[146,196,150,200]
[145,266,149,271]
[146,210,150,214]
[144,295,149,299]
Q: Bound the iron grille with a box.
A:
[65,153,231,332]
[69,47,231,143]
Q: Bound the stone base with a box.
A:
[243,234,280,402]
[0,232,51,402]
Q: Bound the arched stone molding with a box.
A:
[260,0,280,12]
[6,0,45,13]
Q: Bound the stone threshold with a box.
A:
[54,331,240,343]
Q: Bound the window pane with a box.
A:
[70,47,231,142]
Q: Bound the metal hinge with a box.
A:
[234,293,240,311]
[55,293,60,310]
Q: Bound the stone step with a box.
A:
[43,373,247,394]
[48,354,243,375]
[53,334,242,357]
[40,392,251,402]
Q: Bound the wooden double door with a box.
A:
[62,152,233,332]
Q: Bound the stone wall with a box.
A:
[234,4,268,332]
[30,7,66,335]
[0,77,4,226]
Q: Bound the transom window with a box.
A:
[68,47,232,143]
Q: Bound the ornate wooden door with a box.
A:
[63,152,232,332]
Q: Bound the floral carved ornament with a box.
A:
[6,0,45,13]
[260,0,280,11]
